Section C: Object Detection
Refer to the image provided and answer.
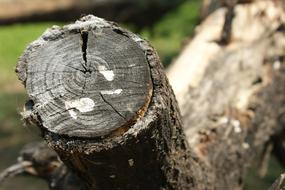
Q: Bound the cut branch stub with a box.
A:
[17,16,152,138]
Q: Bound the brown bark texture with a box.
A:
[14,15,209,190]
[168,0,285,189]
[1,0,285,190]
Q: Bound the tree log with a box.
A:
[11,0,285,189]
[16,15,209,190]
[168,0,285,189]
[200,0,253,20]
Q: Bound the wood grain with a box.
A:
[16,15,207,190]
[17,16,152,138]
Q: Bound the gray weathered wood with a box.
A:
[11,1,285,189]
[200,0,253,20]
[17,16,152,138]
[168,1,285,189]
[16,15,208,190]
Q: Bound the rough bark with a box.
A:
[168,0,285,189]
[0,142,84,190]
[2,0,285,189]
[269,173,285,190]
[200,0,253,20]
[15,15,209,190]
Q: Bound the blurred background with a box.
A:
[0,0,284,189]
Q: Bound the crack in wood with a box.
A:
[48,107,74,118]
[218,0,237,45]
[99,93,127,121]
[80,30,91,74]
[81,76,88,95]
[18,17,153,138]
[65,65,86,73]
[113,28,129,38]
[80,30,91,95]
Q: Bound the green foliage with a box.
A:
[0,93,44,190]
[140,0,200,66]
[244,156,285,190]
[0,23,58,87]
[0,23,56,189]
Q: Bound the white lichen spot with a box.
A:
[242,142,250,149]
[219,117,229,124]
[273,60,281,70]
[128,159,134,167]
[98,65,114,81]
[65,98,95,119]
[110,175,116,178]
[232,119,242,133]
[68,109,78,119]
[101,89,123,95]
[235,90,253,110]
[219,117,242,133]
[51,181,56,188]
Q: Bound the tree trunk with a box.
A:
[200,0,253,20]
[16,15,209,190]
[11,0,285,189]
[168,0,285,188]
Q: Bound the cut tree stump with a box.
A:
[10,0,285,189]
[20,23,153,138]
[16,15,208,190]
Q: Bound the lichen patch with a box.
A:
[98,65,114,81]
[101,89,122,95]
[65,98,95,119]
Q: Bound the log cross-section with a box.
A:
[16,15,208,190]
[19,20,152,138]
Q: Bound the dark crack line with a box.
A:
[65,65,86,73]
[113,28,130,38]
[81,76,88,95]
[79,30,91,95]
[80,30,91,73]
[99,93,127,121]
[48,107,75,118]
[81,31,88,63]
[218,0,237,45]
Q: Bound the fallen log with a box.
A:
[168,0,285,188]
[200,0,253,19]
